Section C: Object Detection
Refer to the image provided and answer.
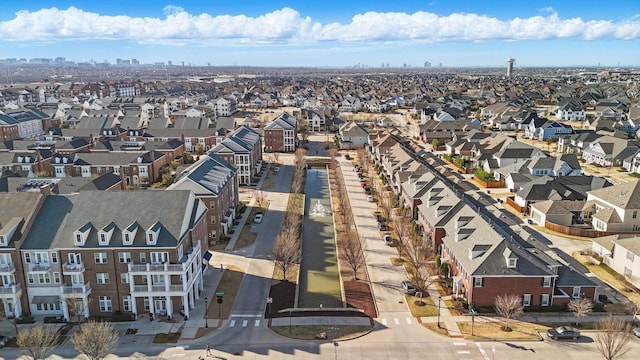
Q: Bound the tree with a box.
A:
[17,325,60,360]
[625,300,640,324]
[568,297,593,326]
[272,227,301,281]
[431,138,439,150]
[67,298,92,326]
[392,215,413,261]
[254,189,267,208]
[494,294,523,331]
[594,316,632,360]
[71,320,119,360]
[341,232,364,280]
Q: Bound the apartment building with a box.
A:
[19,190,208,320]
[167,153,239,242]
[0,193,45,318]
[210,126,262,185]
[263,112,297,152]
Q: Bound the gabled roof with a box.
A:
[587,180,640,209]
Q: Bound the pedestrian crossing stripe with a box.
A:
[381,318,387,325]
[254,320,260,327]
[242,320,248,327]
[229,320,236,327]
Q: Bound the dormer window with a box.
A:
[0,235,5,246]
[504,248,518,268]
[146,222,161,245]
[98,223,116,246]
[74,222,92,246]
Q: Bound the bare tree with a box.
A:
[71,320,119,360]
[392,215,413,260]
[17,325,60,360]
[272,227,301,281]
[625,300,640,324]
[254,189,267,208]
[67,298,92,327]
[594,316,632,360]
[568,298,593,326]
[494,294,524,331]
[404,236,436,294]
[272,152,280,165]
[341,232,365,280]
[380,193,394,222]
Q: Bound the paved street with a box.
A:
[3,135,640,360]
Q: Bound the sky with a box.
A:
[1,1,639,68]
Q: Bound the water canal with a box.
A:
[297,166,343,308]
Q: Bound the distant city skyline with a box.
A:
[1,1,639,68]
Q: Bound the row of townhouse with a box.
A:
[0,190,209,320]
[263,112,297,152]
[367,130,597,308]
[210,126,263,185]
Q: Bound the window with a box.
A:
[150,252,168,264]
[627,251,635,262]
[634,211,638,219]
[37,273,51,284]
[143,298,150,311]
[523,294,531,307]
[124,233,131,243]
[120,273,129,284]
[139,252,146,263]
[94,252,107,264]
[24,253,31,263]
[572,286,581,298]
[96,273,110,284]
[541,294,550,306]
[123,296,131,312]
[99,296,112,312]
[53,272,61,284]
[624,267,632,278]
[118,252,131,263]
[473,277,483,287]
[50,252,58,263]
[27,273,35,284]
[75,234,82,244]
[507,258,517,268]
[542,277,552,287]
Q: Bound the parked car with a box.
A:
[0,335,10,347]
[273,166,280,173]
[364,187,372,195]
[633,327,640,338]
[367,195,375,202]
[547,326,580,340]
[377,222,389,231]
[254,213,263,224]
[344,154,351,160]
[375,213,385,222]
[401,280,417,295]
[383,234,394,245]
[358,177,366,183]
[361,182,367,188]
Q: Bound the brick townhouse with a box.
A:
[17,190,208,320]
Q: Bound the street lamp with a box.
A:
[437,296,442,329]
[204,297,208,328]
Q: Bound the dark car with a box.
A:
[344,154,351,160]
[401,280,417,295]
[547,326,580,340]
[0,335,10,347]
[377,222,389,231]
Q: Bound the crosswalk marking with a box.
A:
[242,320,248,327]
[229,320,236,327]
[453,342,466,346]
[393,318,400,325]
[254,320,260,327]
[381,318,387,325]
[405,318,412,324]
[457,350,471,354]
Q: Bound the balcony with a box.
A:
[128,263,186,273]
[62,262,85,274]
[29,262,52,272]
[0,282,22,297]
[0,263,16,274]
[132,284,185,294]
[60,282,92,298]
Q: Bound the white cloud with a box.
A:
[0,6,639,45]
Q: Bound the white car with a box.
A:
[382,234,394,245]
[274,166,280,173]
[367,195,375,202]
[254,213,263,224]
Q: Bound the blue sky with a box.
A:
[1,1,639,67]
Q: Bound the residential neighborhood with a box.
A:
[2,65,640,359]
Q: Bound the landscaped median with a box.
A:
[270,325,372,340]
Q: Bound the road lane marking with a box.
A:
[405,318,412,324]
[254,320,260,327]
[453,342,466,346]
[229,320,236,327]
[476,343,489,360]
[230,313,262,317]
[457,350,471,354]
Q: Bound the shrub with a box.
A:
[44,316,66,323]
[16,316,35,324]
